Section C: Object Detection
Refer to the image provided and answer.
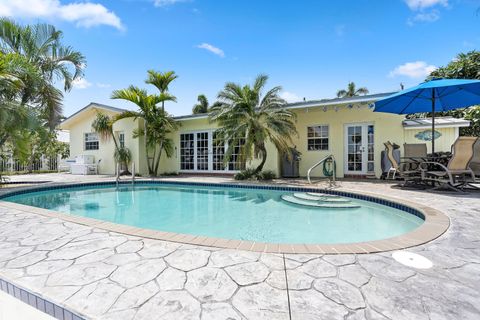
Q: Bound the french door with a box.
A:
[344,123,375,175]
[180,131,245,172]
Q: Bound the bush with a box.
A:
[256,170,276,181]
[234,168,257,180]
[234,169,276,181]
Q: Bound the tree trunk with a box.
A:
[255,145,267,173]
[153,148,162,176]
[143,120,154,176]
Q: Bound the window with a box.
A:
[84,133,99,150]
[119,132,125,148]
[307,125,329,151]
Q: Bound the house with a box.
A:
[58,93,470,178]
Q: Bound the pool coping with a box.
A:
[0,180,450,254]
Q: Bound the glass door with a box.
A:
[345,124,374,174]
[179,131,245,173]
[196,132,209,171]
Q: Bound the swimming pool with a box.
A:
[2,182,424,244]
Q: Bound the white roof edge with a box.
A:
[59,103,128,128]
[403,117,470,130]
[172,92,395,121]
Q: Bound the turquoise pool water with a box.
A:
[2,183,424,244]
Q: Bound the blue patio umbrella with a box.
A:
[374,78,480,154]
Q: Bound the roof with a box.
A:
[59,92,397,127]
[172,92,397,121]
[403,117,470,129]
[59,103,128,129]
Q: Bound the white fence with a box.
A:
[0,155,68,173]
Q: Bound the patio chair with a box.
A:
[403,143,427,170]
[384,141,422,186]
[420,137,478,191]
[470,138,480,178]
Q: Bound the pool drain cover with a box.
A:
[392,251,433,269]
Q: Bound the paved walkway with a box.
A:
[0,174,479,319]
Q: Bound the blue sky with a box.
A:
[2,0,479,117]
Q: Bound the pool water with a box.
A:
[2,184,424,244]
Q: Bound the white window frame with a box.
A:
[118,132,125,148]
[84,132,99,151]
[307,124,329,151]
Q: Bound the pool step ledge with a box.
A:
[281,194,360,209]
[293,193,352,203]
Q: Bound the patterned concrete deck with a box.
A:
[0,174,479,320]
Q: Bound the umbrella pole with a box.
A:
[431,90,435,155]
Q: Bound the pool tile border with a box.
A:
[0,180,450,254]
[0,277,85,320]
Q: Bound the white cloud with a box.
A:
[197,43,225,58]
[408,10,440,25]
[389,61,437,79]
[96,83,111,88]
[72,78,92,89]
[153,0,189,7]
[280,91,301,103]
[0,0,124,30]
[404,0,448,10]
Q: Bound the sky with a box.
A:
[1,0,479,117]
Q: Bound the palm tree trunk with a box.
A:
[255,145,267,173]
[143,120,154,176]
[154,148,162,176]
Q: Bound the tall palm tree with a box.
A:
[0,18,86,128]
[145,70,178,112]
[111,86,178,176]
[210,74,297,173]
[336,82,369,98]
[192,94,222,114]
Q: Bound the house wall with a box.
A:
[64,104,463,178]
[290,105,405,178]
[67,108,141,175]
[404,127,457,154]
[158,118,280,176]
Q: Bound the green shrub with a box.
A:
[234,169,276,181]
[256,170,276,181]
[234,168,256,180]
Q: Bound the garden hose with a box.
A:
[323,158,336,177]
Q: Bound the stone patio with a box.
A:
[0,173,479,320]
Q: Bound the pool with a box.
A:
[1,182,424,244]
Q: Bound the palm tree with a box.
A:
[0,18,86,128]
[0,52,39,153]
[336,82,369,98]
[145,70,178,112]
[210,74,297,173]
[192,94,209,114]
[192,94,222,114]
[91,112,131,174]
[111,85,178,176]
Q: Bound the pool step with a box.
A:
[293,193,351,203]
[306,192,341,198]
[281,195,360,209]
